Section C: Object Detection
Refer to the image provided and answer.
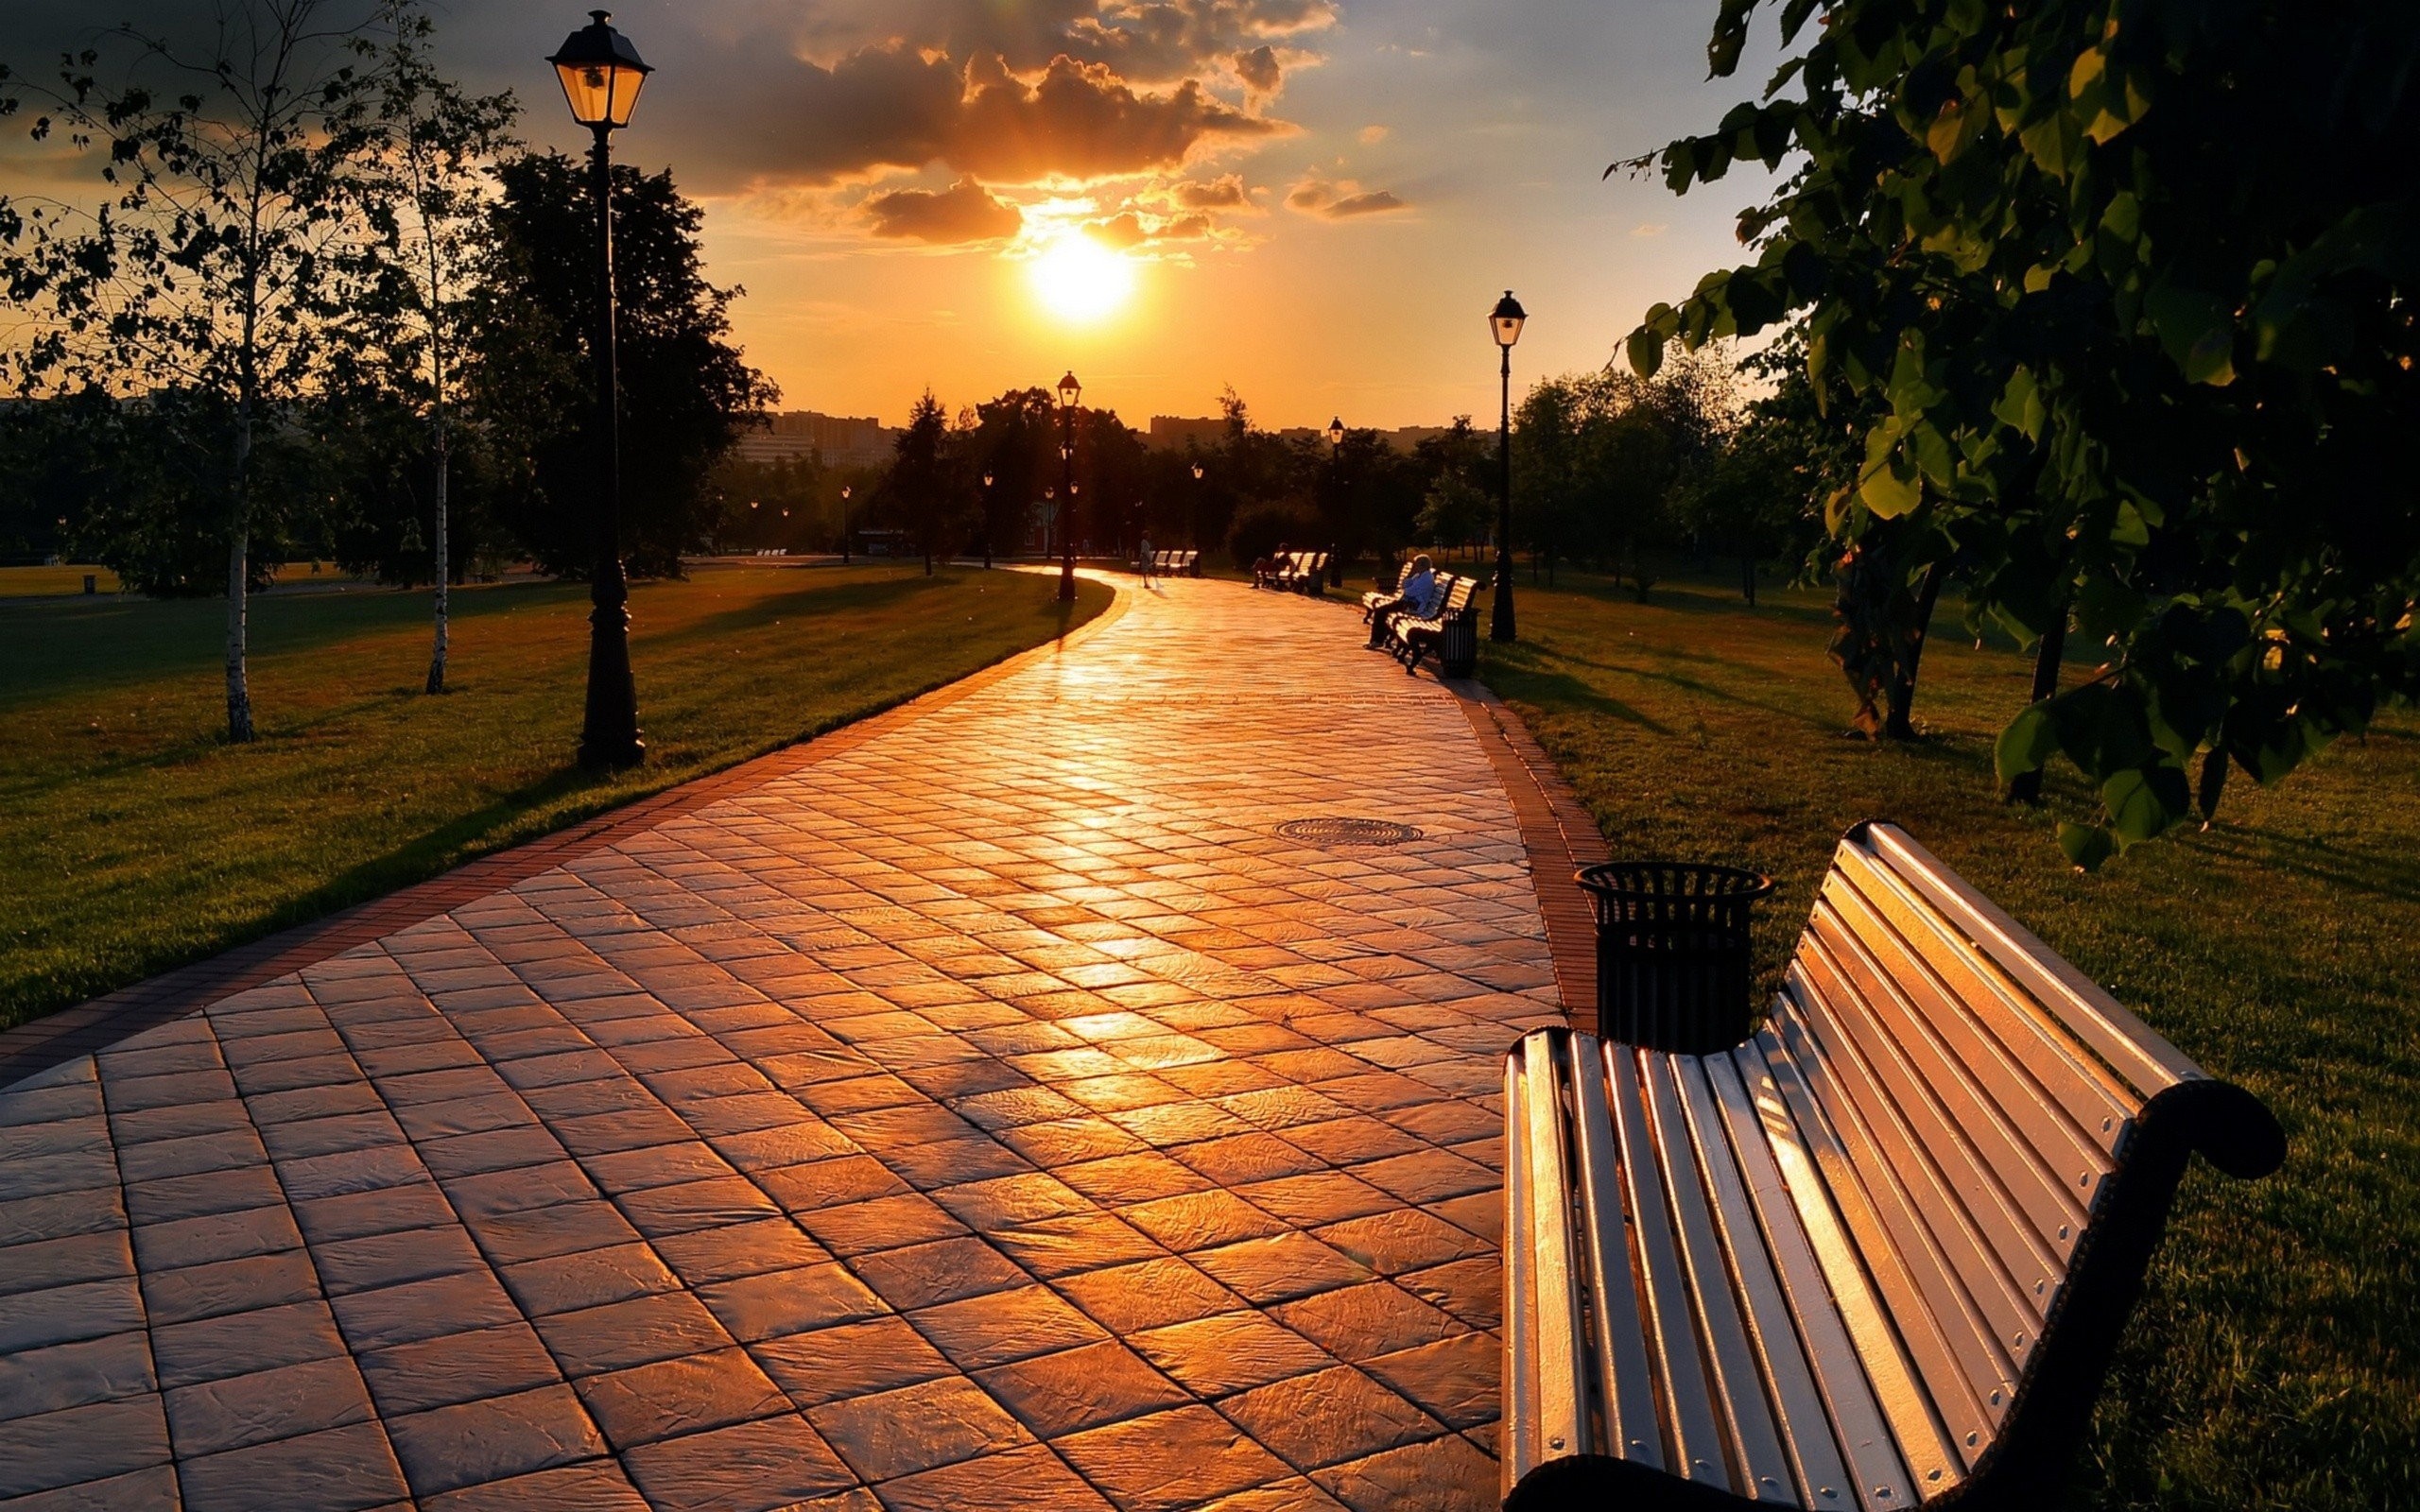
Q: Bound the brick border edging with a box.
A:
[0,581,1132,1089]
[1441,677,1608,1034]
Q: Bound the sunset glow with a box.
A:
[1026,232,1136,326]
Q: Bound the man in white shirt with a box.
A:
[1365,554,1439,648]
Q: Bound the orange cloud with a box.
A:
[1286,176,1411,218]
[866,177,1024,243]
[1170,173,1253,210]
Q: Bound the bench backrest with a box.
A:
[1436,576,1475,617]
[1755,821,2274,1492]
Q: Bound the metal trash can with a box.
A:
[1438,618,1478,678]
[1576,861,1776,1053]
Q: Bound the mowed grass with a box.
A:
[1481,572,2417,1511]
[1,564,125,597]
[0,563,1108,1030]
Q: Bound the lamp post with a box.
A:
[1324,417,1347,587]
[1488,289,1526,643]
[839,485,852,562]
[1190,461,1203,552]
[1056,370,1080,602]
[549,9,651,770]
[980,472,994,568]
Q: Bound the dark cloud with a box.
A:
[1171,173,1252,210]
[1233,45,1283,94]
[866,177,1022,243]
[1287,177,1411,218]
[1088,209,1215,248]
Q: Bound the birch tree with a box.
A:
[0,0,392,742]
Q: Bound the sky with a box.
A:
[1,1,1788,430]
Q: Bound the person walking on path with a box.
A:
[1139,533,1155,584]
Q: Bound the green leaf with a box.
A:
[1857,428,1922,518]
[2144,282,2238,387]
[2102,765,2189,845]
[1996,703,2060,789]
[1992,367,2045,440]
[2058,821,2117,871]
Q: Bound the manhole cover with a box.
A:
[1278,817,1423,848]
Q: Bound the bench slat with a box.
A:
[1769,996,2004,1461]
[1832,841,2135,1163]
[1605,1040,1733,1488]
[1565,1034,1666,1469]
[1748,1027,1969,1492]
[1861,825,2204,1100]
[1786,948,2036,1416]
[1810,886,2095,1285]
[1513,1036,1590,1473]
[1642,1051,1801,1502]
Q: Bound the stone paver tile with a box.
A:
[151,1300,346,1390]
[620,1414,856,1512]
[1215,1365,1440,1473]
[384,1383,606,1499]
[1347,1150,1495,1206]
[332,1270,521,1351]
[0,1189,125,1248]
[755,1154,911,1214]
[1196,1477,1350,1511]
[0,1332,155,1424]
[1309,1431,1497,1512]
[531,1291,734,1378]
[1396,1258,1500,1332]
[1129,1311,1332,1398]
[613,1176,783,1237]
[1282,1118,1426,1168]
[1053,1404,1293,1512]
[175,1419,409,1512]
[698,1263,887,1343]
[311,1225,486,1297]
[650,1216,830,1285]
[573,1347,788,1452]
[0,1278,146,1353]
[807,1376,1029,1483]
[141,1253,319,1327]
[926,1173,1091,1231]
[988,1211,1166,1280]
[794,1193,965,1257]
[1314,1211,1491,1278]
[905,1284,1107,1372]
[443,1160,599,1218]
[500,1242,681,1318]
[1233,1172,1395,1229]
[292,1180,457,1245]
[0,1396,170,1498]
[462,1199,646,1266]
[1052,1152,1212,1207]
[423,1460,650,1512]
[1269,1281,1466,1365]
[1191,1233,1375,1305]
[882,1137,1032,1191]
[848,1236,1028,1312]
[1362,1333,1498,1431]
[164,1353,375,1458]
[358,1323,563,1418]
[972,1339,1189,1438]
[870,1443,1115,1512]
[123,1167,285,1226]
[1050,1257,1245,1334]
[1118,1191,1288,1253]
[0,1463,182,1511]
[750,1315,956,1409]
[0,1233,131,1299]
[131,1206,303,1273]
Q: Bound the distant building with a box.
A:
[1147,415,1228,452]
[734,411,899,468]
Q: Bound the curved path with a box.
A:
[0,574,1597,1512]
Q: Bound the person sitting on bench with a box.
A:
[1253,541,1291,589]
[1364,554,1439,647]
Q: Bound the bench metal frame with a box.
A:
[1501,821,2284,1511]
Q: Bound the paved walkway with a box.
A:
[0,576,1582,1512]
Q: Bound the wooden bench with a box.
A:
[1501,821,2284,1511]
[1150,548,1198,577]
[1386,575,1479,675]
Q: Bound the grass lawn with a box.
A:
[1483,572,2416,1512]
[0,562,1108,1030]
[0,564,125,597]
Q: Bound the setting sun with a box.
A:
[1027,232,1136,324]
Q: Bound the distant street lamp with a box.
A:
[1190,461,1204,551]
[980,472,994,568]
[1056,370,1081,602]
[839,484,852,562]
[1326,416,1345,451]
[549,9,652,769]
[1488,289,1527,643]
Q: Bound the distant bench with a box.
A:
[1501,821,2284,1511]
[1144,549,1199,577]
[1253,550,1328,594]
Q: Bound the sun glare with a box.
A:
[1028,232,1135,324]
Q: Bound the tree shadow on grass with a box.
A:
[1486,666,1671,734]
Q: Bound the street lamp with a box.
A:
[1190,460,1204,551]
[839,485,852,563]
[1326,416,1345,451]
[1056,370,1080,602]
[1489,289,1526,643]
[550,9,652,770]
[980,472,994,569]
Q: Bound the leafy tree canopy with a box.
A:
[1627,0,2420,866]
